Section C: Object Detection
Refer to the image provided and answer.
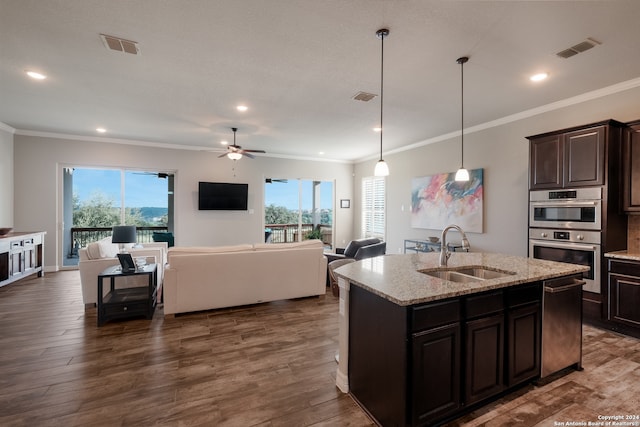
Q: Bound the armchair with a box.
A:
[326,237,386,296]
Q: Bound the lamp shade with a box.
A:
[111,225,137,244]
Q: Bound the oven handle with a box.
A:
[544,279,586,293]
[530,239,598,251]
[530,201,599,208]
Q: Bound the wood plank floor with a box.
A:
[0,271,638,426]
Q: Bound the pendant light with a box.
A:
[455,56,470,182]
[374,28,390,177]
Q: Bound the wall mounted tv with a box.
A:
[198,182,248,211]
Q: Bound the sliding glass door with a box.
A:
[62,167,173,267]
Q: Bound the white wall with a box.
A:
[13,135,354,271]
[0,127,13,228]
[354,85,640,257]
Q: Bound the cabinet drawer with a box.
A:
[103,301,149,317]
[465,290,504,319]
[507,282,542,307]
[412,299,461,332]
[608,259,640,277]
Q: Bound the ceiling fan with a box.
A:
[219,127,266,160]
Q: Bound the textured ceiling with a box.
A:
[1,0,640,162]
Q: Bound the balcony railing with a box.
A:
[70,226,169,256]
[265,223,332,246]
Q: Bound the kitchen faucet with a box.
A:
[439,224,471,267]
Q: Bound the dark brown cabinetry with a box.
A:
[506,284,541,385]
[528,121,622,190]
[607,259,640,333]
[622,120,640,212]
[349,282,542,427]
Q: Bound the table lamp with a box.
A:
[111,225,137,253]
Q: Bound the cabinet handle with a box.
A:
[544,279,586,293]
[123,306,128,311]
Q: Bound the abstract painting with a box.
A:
[411,168,483,232]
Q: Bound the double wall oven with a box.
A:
[528,187,602,293]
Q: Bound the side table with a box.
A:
[97,263,158,326]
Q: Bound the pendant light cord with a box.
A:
[457,56,468,169]
[379,30,385,162]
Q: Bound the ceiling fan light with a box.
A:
[455,167,470,182]
[227,152,242,160]
[374,159,389,176]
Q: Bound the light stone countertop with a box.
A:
[604,250,640,262]
[333,252,589,306]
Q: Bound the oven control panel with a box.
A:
[529,228,601,245]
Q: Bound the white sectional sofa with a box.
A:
[163,239,327,316]
[78,238,168,309]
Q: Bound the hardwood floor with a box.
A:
[0,271,638,426]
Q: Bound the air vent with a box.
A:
[100,34,139,55]
[556,37,601,59]
[352,91,378,102]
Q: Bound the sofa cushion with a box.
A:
[253,239,323,251]
[168,244,253,255]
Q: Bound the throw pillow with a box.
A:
[86,241,102,260]
[98,237,119,258]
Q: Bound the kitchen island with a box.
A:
[333,252,589,427]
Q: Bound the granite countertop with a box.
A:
[604,250,640,262]
[333,252,589,306]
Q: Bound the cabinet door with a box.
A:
[412,323,461,425]
[464,314,505,405]
[623,124,640,212]
[507,303,541,386]
[609,274,640,328]
[564,126,605,187]
[530,134,562,189]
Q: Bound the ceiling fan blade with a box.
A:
[242,152,255,159]
[218,153,228,158]
[242,149,266,154]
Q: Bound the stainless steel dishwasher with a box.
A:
[541,275,585,378]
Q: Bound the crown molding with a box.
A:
[13,129,353,164]
[0,122,16,133]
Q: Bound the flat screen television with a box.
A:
[198,182,248,211]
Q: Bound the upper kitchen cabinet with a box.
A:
[622,120,640,212]
[528,120,624,190]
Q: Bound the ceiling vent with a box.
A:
[100,34,139,55]
[352,91,378,102]
[556,37,601,59]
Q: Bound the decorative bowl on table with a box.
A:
[427,236,439,243]
[0,227,12,236]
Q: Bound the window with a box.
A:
[264,179,333,247]
[362,176,385,240]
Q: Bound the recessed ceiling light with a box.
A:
[530,72,548,82]
[220,140,228,145]
[26,70,46,80]
[96,127,106,133]
[318,151,324,155]
[373,127,382,132]
[236,105,248,112]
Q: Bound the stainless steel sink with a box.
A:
[454,267,515,280]
[420,266,516,282]
[421,270,482,283]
